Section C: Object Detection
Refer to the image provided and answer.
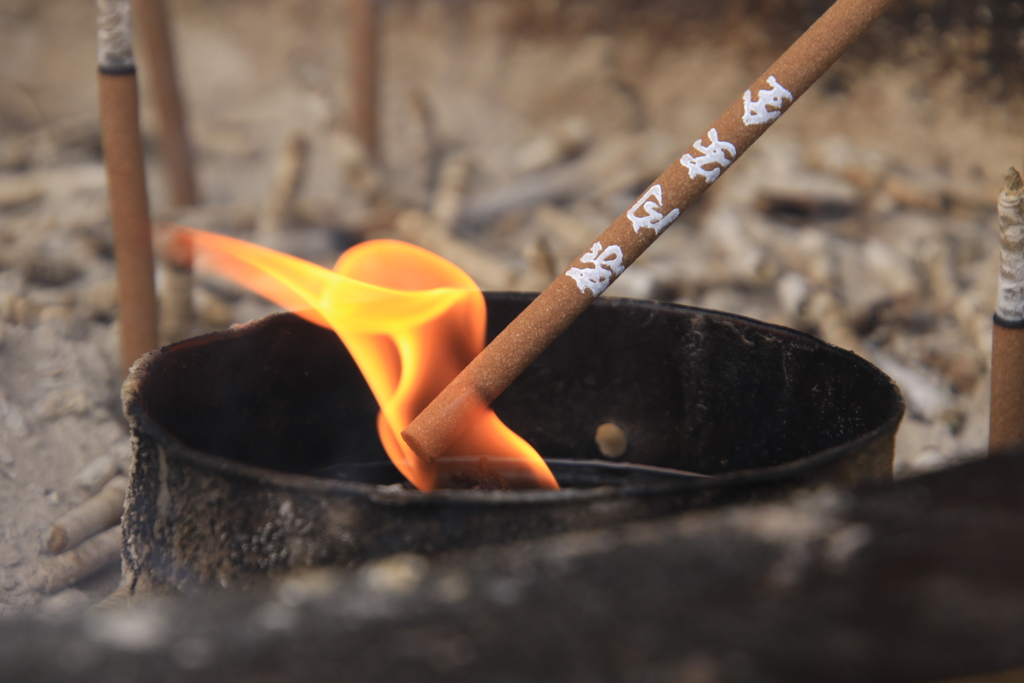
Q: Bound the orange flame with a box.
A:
[172,226,559,492]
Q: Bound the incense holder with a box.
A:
[121,293,903,594]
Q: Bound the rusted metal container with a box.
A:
[121,293,903,594]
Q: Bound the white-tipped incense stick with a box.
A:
[97,0,159,376]
[990,168,1024,452]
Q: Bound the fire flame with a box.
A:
[170,226,559,492]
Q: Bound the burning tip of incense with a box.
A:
[400,430,434,464]
[1004,167,1023,194]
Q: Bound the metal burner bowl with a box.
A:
[121,293,903,594]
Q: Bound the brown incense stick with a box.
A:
[402,0,900,464]
[131,0,198,207]
[349,0,378,157]
[131,0,198,344]
[97,0,159,377]
[990,168,1024,452]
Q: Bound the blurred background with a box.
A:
[0,0,1021,615]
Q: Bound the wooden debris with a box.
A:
[919,237,959,312]
[159,260,194,343]
[803,289,866,356]
[430,154,471,232]
[754,172,860,222]
[706,207,774,285]
[606,265,662,299]
[331,129,381,200]
[44,475,127,555]
[406,89,440,193]
[155,225,194,343]
[393,210,516,291]
[0,175,45,211]
[775,270,811,321]
[461,131,674,226]
[806,138,997,216]
[78,280,119,322]
[513,117,592,174]
[192,287,235,328]
[515,236,557,292]
[395,150,517,290]
[862,238,919,301]
[882,174,946,213]
[29,525,121,594]
[256,133,309,240]
[871,352,954,423]
[72,456,121,495]
[532,204,599,258]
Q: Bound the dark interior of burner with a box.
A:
[137,294,900,485]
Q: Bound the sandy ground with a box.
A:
[1,0,1022,617]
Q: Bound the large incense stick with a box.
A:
[990,168,1024,452]
[403,0,900,463]
[97,0,159,376]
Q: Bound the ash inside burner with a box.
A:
[311,459,710,488]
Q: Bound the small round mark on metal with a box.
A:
[594,422,627,458]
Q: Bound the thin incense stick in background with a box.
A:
[131,0,199,207]
[97,0,159,377]
[132,0,199,343]
[349,0,379,158]
[403,0,900,464]
[990,168,1024,452]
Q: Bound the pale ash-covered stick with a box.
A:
[402,0,899,464]
[97,0,159,376]
[29,526,122,594]
[44,476,127,555]
[990,168,1024,452]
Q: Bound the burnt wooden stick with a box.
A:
[990,168,1024,452]
[348,0,378,157]
[402,0,899,463]
[28,526,122,594]
[130,0,198,207]
[97,0,159,378]
[44,475,128,555]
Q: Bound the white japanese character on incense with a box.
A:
[567,76,792,297]
[628,185,680,236]
[566,242,625,296]
[679,128,736,184]
[742,75,793,126]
